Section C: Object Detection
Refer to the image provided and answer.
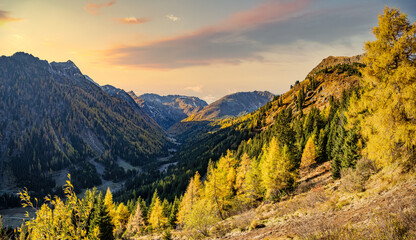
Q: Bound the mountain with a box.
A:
[187,91,274,121]
[307,54,364,78]
[128,92,208,129]
[0,52,168,194]
[116,55,365,203]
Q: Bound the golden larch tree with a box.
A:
[348,7,416,166]
[301,136,317,170]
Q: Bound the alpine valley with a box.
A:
[0,5,415,240]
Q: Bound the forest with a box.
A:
[1,6,416,240]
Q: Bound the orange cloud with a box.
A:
[114,17,149,25]
[103,0,310,69]
[84,0,116,15]
[0,10,22,25]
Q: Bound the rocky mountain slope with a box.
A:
[0,52,168,194]
[128,92,208,129]
[187,91,274,121]
[307,54,364,78]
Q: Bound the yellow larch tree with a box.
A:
[348,7,416,167]
[177,171,202,225]
[125,200,145,237]
[148,196,168,231]
[260,137,296,200]
[300,136,317,170]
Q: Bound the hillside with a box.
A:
[186,91,274,121]
[115,55,365,205]
[129,93,208,129]
[0,52,168,195]
[101,85,160,127]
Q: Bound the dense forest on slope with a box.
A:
[0,53,168,196]
[114,52,364,204]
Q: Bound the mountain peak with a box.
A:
[188,91,274,121]
[307,54,364,78]
[130,93,208,129]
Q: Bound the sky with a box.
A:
[0,0,415,103]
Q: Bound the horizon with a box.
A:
[1,0,415,103]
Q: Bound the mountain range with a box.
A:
[128,93,208,129]
[0,52,168,194]
[0,52,277,196]
[186,91,274,121]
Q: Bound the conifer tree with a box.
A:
[260,137,296,200]
[177,172,202,225]
[91,197,115,240]
[204,151,237,219]
[125,199,145,237]
[148,196,168,231]
[341,128,360,169]
[348,7,416,166]
[235,153,251,195]
[104,188,115,216]
[301,136,317,171]
[169,196,180,228]
[114,203,130,237]
[181,198,219,237]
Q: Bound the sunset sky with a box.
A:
[1,0,415,103]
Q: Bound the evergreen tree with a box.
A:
[341,127,360,169]
[168,196,180,228]
[91,196,115,240]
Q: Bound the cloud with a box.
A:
[202,94,217,104]
[185,86,203,93]
[84,0,116,15]
[166,14,180,22]
[103,0,310,69]
[0,10,22,25]
[103,0,380,70]
[114,17,149,24]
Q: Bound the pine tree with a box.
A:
[92,197,115,240]
[341,128,360,169]
[168,196,180,228]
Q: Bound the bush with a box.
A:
[340,158,378,193]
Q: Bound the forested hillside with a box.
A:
[0,53,168,196]
[0,6,415,240]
